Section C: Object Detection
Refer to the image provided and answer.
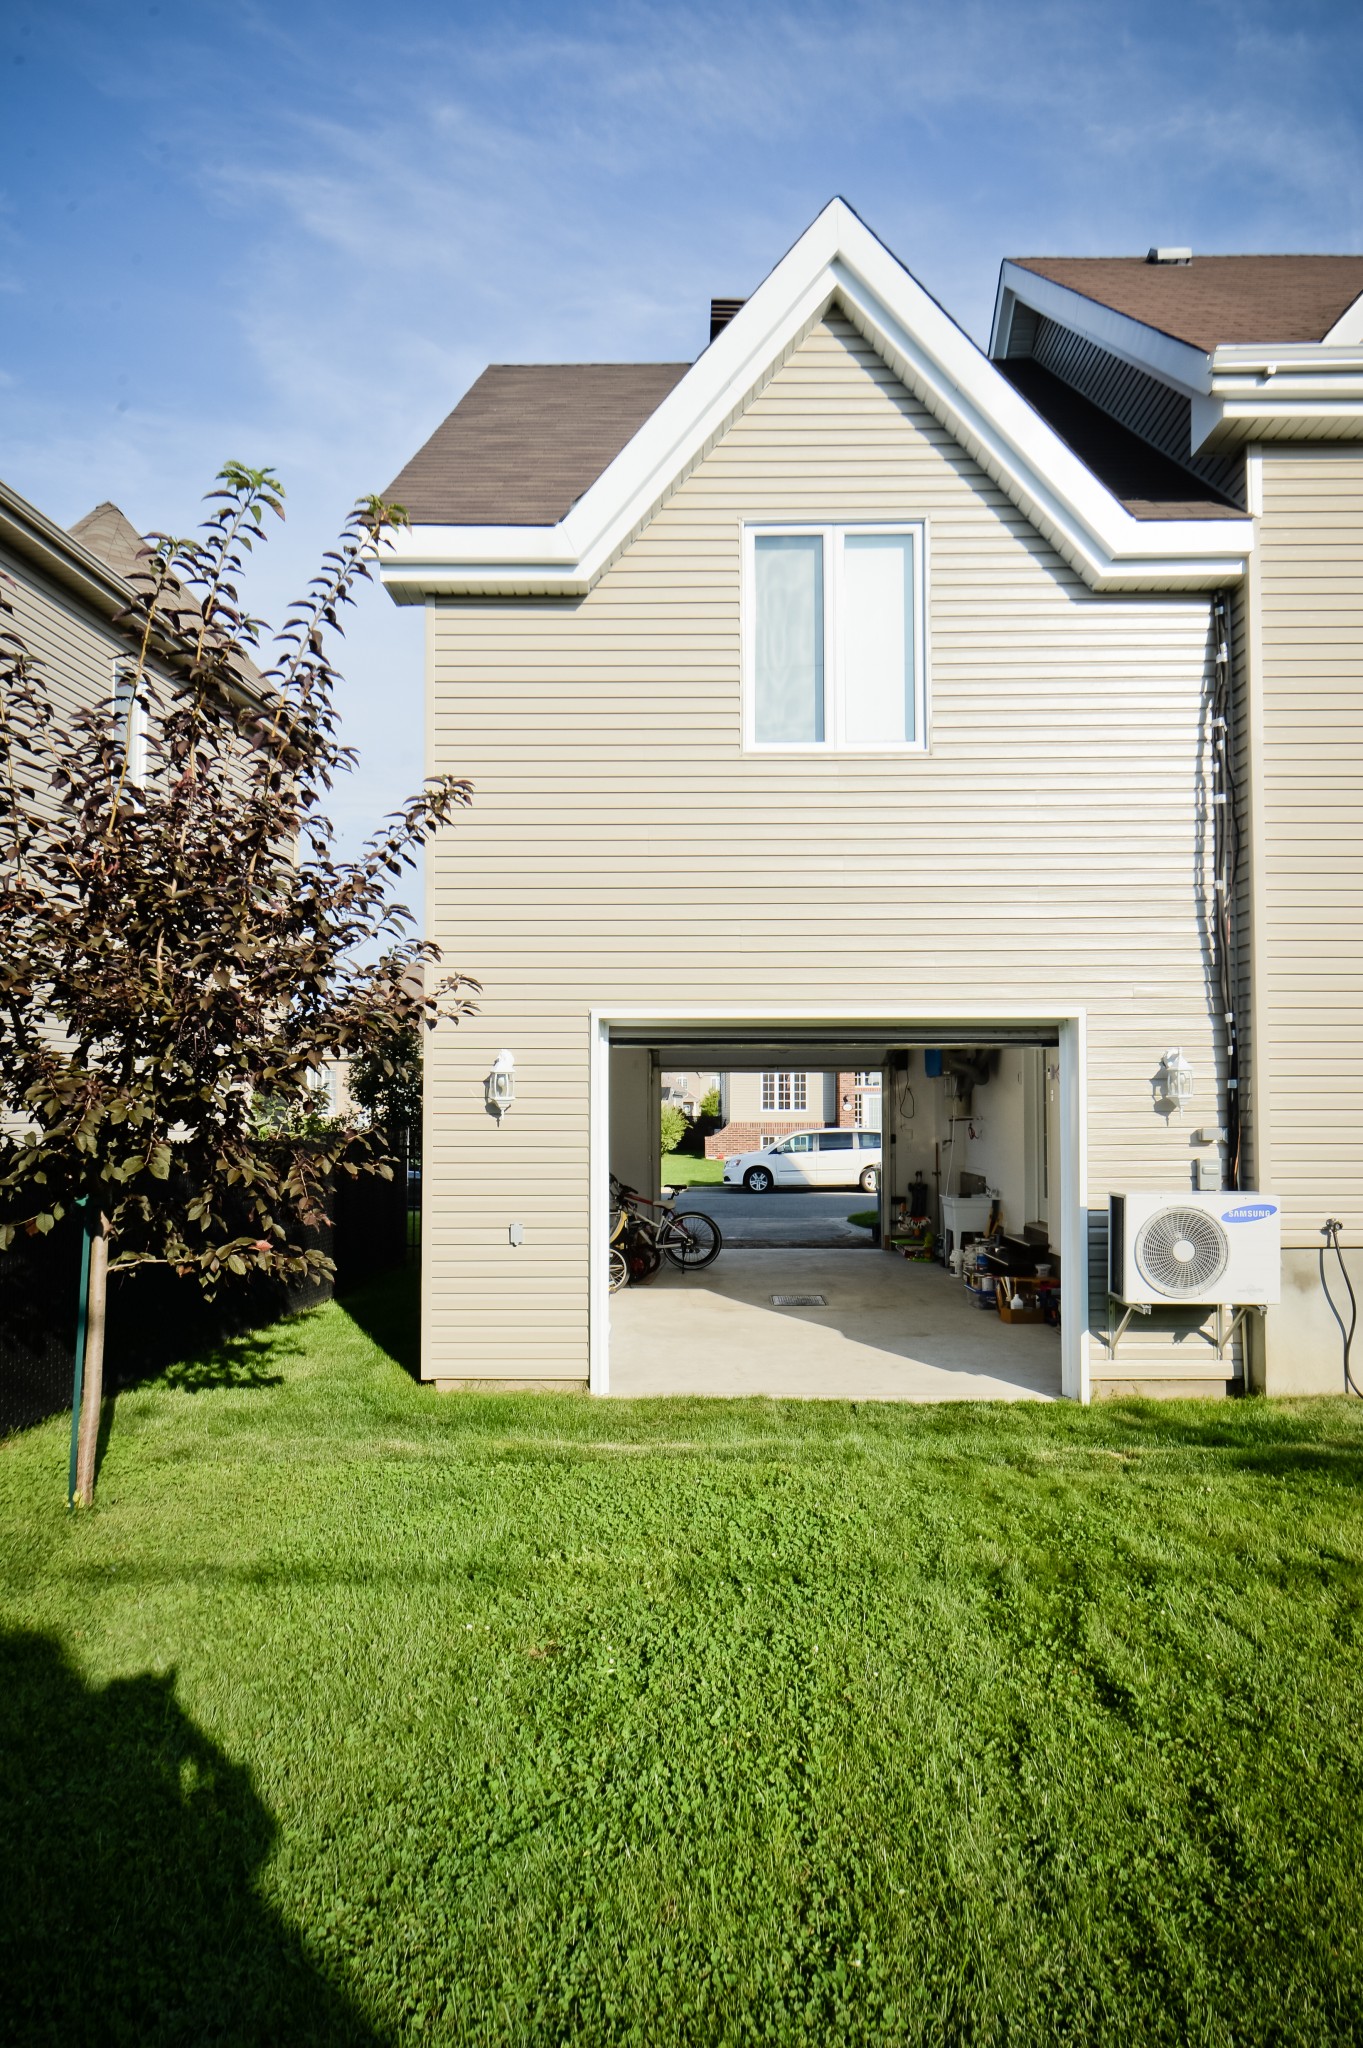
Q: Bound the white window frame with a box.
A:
[742,521,928,754]
[761,1071,807,1113]
[112,658,146,784]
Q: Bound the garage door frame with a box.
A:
[591,1005,1090,1402]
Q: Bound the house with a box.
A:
[705,1069,882,1156]
[380,200,1362,1403]
[659,1070,719,1118]
[0,485,262,798]
[0,487,167,796]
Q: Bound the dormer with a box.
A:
[990,252,1363,511]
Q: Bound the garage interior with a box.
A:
[605,1023,1071,1402]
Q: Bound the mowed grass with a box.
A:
[3,1277,1363,2045]
[662,1150,723,1186]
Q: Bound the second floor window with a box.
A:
[746,524,926,753]
[761,1071,807,1112]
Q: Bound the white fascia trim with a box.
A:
[380,203,1250,603]
[1193,350,1363,448]
[990,262,1212,396]
[825,252,1249,591]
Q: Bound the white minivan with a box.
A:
[723,1129,881,1194]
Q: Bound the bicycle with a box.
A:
[609,1175,723,1290]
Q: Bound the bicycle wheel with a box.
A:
[609,1247,629,1292]
[627,1242,662,1284]
[661,1210,723,1270]
[623,1220,662,1284]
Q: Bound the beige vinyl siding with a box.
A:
[426,314,1225,1383]
[1,545,140,1135]
[1,540,132,747]
[1256,447,1363,1246]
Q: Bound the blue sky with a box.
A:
[3,0,1360,860]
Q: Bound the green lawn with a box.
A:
[661,1150,723,1186]
[4,1276,1363,2044]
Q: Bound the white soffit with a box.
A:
[992,261,1363,452]
[381,200,1250,603]
[989,261,1212,396]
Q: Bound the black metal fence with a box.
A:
[0,1159,408,1438]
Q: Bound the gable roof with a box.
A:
[379,199,1252,603]
[387,364,690,526]
[1010,255,1363,354]
[68,499,265,697]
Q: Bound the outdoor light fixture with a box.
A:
[1156,1048,1194,1113]
[486,1049,516,1120]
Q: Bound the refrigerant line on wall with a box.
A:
[1210,590,1242,1191]
[1320,1221,1360,1398]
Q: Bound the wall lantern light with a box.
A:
[486,1049,516,1120]
[1156,1047,1194,1114]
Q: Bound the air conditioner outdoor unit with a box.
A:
[1108,1192,1280,1307]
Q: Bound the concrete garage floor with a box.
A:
[609,1249,1061,1402]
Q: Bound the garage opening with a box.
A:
[596,1015,1086,1403]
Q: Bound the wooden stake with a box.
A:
[73,1221,108,1507]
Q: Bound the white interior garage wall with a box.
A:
[885,1050,1049,1246]
[609,1049,659,1200]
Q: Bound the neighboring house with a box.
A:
[1,480,266,1135]
[705,1068,881,1155]
[380,200,1363,1402]
[1,485,260,790]
[0,487,164,801]
[660,1070,719,1118]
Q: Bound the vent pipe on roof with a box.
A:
[1146,247,1192,265]
[710,297,745,341]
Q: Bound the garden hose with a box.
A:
[1320,1220,1360,1397]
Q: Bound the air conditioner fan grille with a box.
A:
[1135,1206,1229,1297]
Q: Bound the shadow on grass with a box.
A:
[156,1325,304,1395]
[338,1267,421,1381]
[0,1630,385,2047]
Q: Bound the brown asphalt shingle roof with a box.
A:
[385,363,691,526]
[69,500,265,693]
[1012,255,1363,354]
[68,500,161,581]
[996,361,1242,520]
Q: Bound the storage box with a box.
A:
[996,1279,1058,1325]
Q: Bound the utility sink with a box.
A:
[940,1195,992,1252]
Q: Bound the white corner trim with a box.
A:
[380,201,1251,603]
[589,1012,611,1396]
[990,262,1212,396]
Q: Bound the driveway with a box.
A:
[670,1185,873,1247]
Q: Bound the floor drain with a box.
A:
[771,1294,827,1307]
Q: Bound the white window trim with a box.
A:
[112,658,146,784]
[761,1070,808,1113]
[742,520,928,755]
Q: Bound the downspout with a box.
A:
[1210,590,1242,1192]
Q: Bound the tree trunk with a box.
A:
[73,1221,109,1507]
